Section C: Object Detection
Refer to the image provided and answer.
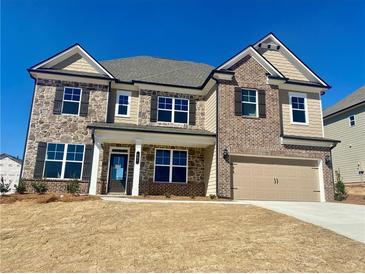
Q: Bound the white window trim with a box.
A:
[43,143,85,180]
[157,96,189,124]
[349,115,356,127]
[61,87,82,116]
[115,90,131,117]
[153,148,188,184]
[241,88,258,118]
[289,92,309,125]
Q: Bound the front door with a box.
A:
[108,154,128,193]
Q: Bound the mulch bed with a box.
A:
[335,194,365,205]
[0,193,100,204]
[131,195,231,201]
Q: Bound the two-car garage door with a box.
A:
[232,156,321,201]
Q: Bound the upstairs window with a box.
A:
[115,91,131,117]
[241,89,258,117]
[62,87,82,115]
[44,143,84,179]
[349,115,356,127]
[290,93,307,124]
[154,149,187,183]
[157,97,189,124]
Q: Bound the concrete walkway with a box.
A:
[248,201,365,244]
[101,196,365,244]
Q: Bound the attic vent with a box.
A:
[258,42,280,51]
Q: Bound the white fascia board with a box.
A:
[217,46,283,77]
[95,129,215,148]
[31,45,115,79]
[280,136,335,148]
[254,34,327,87]
[29,71,111,85]
[267,77,326,93]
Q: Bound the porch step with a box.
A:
[100,193,130,198]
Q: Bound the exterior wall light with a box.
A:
[223,148,229,163]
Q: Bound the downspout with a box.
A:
[20,74,37,179]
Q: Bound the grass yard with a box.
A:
[1,200,365,272]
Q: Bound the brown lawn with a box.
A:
[1,200,365,272]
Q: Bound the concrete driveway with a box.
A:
[249,201,365,244]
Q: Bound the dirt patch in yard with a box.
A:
[1,201,364,272]
[335,194,365,205]
[0,193,100,204]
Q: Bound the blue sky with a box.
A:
[1,0,365,158]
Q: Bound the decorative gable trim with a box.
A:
[29,44,115,79]
[254,33,330,88]
[216,46,285,78]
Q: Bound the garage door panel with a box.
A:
[233,159,320,202]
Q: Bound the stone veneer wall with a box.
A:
[22,78,109,192]
[138,89,205,130]
[99,143,135,194]
[217,55,334,200]
[139,145,205,196]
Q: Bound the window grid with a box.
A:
[157,96,189,124]
[241,89,258,117]
[44,143,85,179]
[154,149,188,183]
[290,93,307,124]
[62,87,82,115]
[115,91,131,117]
[349,115,356,127]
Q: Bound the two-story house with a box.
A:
[21,33,339,201]
[324,85,365,185]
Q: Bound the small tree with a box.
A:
[66,180,80,195]
[0,177,11,195]
[15,179,27,194]
[334,169,347,201]
[32,182,48,194]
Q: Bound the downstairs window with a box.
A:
[154,149,187,183]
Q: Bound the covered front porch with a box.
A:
[87,123,216,197]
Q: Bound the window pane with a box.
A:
[172,167,186,182]
[173,151,187,166]
[293,110,306,123]
[47,143,65,160]
[174,111,188,123]
[44,161,62,178]
[242,103,257,116]
[66,145,84,161]
[242,90,256,103]
[64,162,82,179]
[156,150,170,165]
[119,95,129,105]
[158,97,173,110]
[175,99,188,111]
[158,110,172,122]
[155,166,170,182]
[62,101,79,115]
[118,105,128,115]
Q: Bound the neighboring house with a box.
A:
[21,33,339,201]
[323,85,365,185]
[0,153,22,193]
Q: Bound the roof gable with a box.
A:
[30,44,115,79]
[216,46,284,78]
[0,153,22,164]
[254,33,329,87]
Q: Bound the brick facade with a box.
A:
[138,89,205,130]
[22,78,108,190]
[139,145,206,196]
[217,56,335,200]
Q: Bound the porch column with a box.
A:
[132,140,142,196]
[89,138,101,195]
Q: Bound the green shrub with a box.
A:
[209,194,217,200]
[334,170,347,201]
[164,192,171,198]
[66,180,80,195]
[31,182,48,194]
[15,179,27,194]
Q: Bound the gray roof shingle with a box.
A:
[100,56,214,87]
[0,153,22,164]
[323,85,365,118]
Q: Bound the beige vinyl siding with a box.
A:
[262,50,309,81]
[204,87,217,132]
[324,105,365,184]
[204,145,216,195]
[280,90,323,137]
[114,90,139,124]
[53,54,99,74]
